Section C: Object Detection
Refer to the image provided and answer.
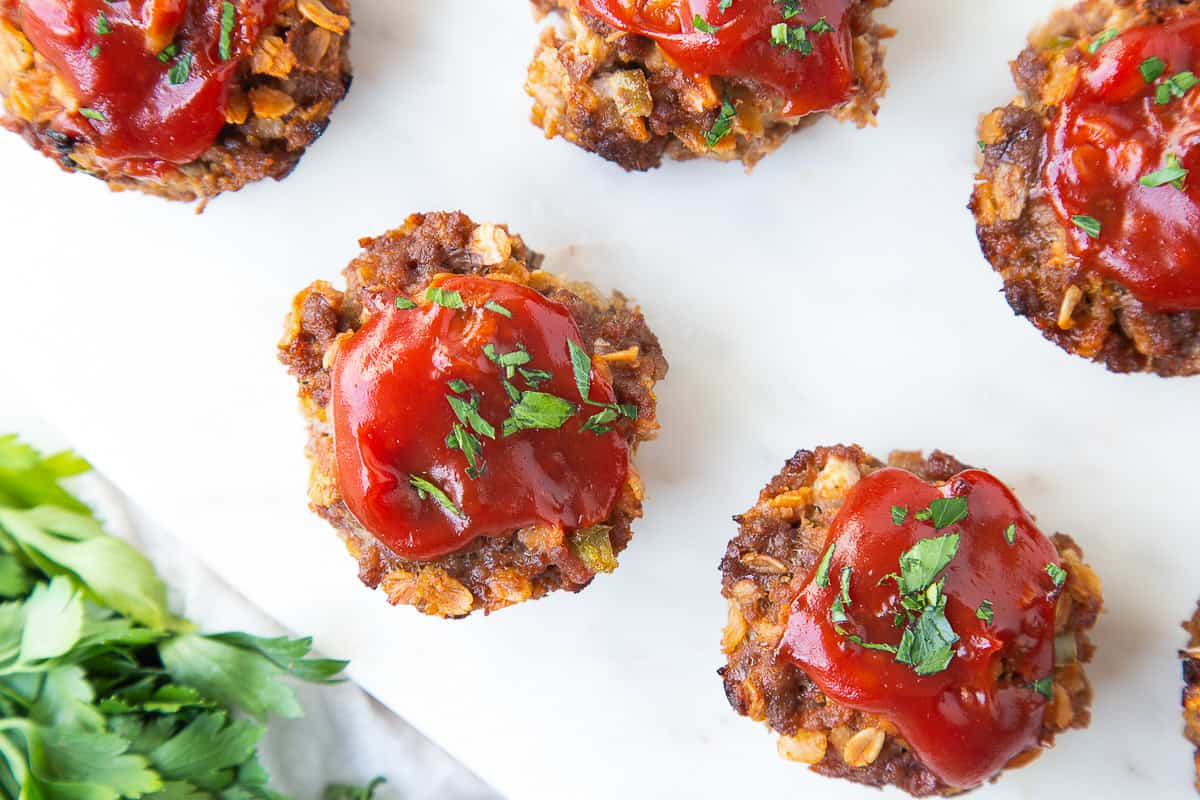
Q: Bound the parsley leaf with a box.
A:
[567,339,593,402]
[1087,28,1118,54]
[502,392,577,436]
[897,533,960,595]
[1071,215,1101,238]
[1139,56,1166,83]
[814,543,835,587]
[426,286,465,309]
[976,599,994,625]
[1004,522,1016,545]
[705,96,737,148]
[913,496,968,529]
[693,13,720,34]
[1030,676,1053,699]
[1140,152,1188,189]
[219,1,236,61]
[890,505,908,525]
[484,300,513,318]
[409,474,466,519]
[1046,562,1067,587]
[395,296,418,310]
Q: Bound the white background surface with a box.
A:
[1,1,1197,798]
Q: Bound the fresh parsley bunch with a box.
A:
[0,435,349,799]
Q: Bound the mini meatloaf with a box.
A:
[1184,603,1200,790]
[720,445,1102,796]
[0,0,352,203]
[970,0,1200,376]
[526,0,893,170]
[278,211,668,618]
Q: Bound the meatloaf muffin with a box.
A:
[1184,602,1200,790]
[970,0,1200,376]
[526,0,893,170]
[720,445,1102,796]
[278,211,668,618]
[0,0,352,203]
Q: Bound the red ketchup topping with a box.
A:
[1044,18,1200,310]
[576,0,855,116]
[9,0,275,168]
[779,468,1063,789]
[331,275,630,561]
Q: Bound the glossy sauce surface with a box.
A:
[780,468,1062,789]
[1044,18,1200,310]
[577,0,855,116]
[9,0,275,167]
[331,275,629,561]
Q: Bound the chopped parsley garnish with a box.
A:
[1046,562,1067,587]
[78,107,106,122]
[1156,71,1199,104]
[219,1,237,61]
[446,394,496,440]
[484,342,532,377]
[1004,522,1016,545]
[1071,215,1101,238]
[977,139,986,153]
[895,533,961,594]
[774,0,802,19]
[976,599,994,625]
[891,505,908,525]
[567,339,593,401]
[1139,56,1166,83]
[519,368,552,388]
[485,300,513,318]
[1030,676,1054,699]
[409,474,466,519]
[719,0,734,10]
[446,423,485,478]
[95,12,111,34]
[693,13,720,34]
[1087,28,1118,54]
[770,22,812,55]
[839,567,852,606]
[1140,152,1188,190]
[502,391,577,437]
[580,407,620,434]
[88,44,101,58]
[448,378,471,393]
[913,496,968,530]
[705,95,737,148]
[157,43,179,63]
[810,17,834,34]
[426,286,466,309]
[844,532,964,676]
[814,543,835,587]
[395,296,418,310]
[168,52,192,85]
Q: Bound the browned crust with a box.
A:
[719,445,1103,797]
[1183,602,1200,791]
[969,0,1200,376]
[0,0,352,203]
[525,0,893,171]
[277,211,669,618]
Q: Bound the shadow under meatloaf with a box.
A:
[0,0,353,203]
[278,211,669,618]
[526,0,893,171]
[719,445,1103,797]
[1183,603,1200,791]
[970,0,1200,376]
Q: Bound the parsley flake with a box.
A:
[976,599,994,625]
[395,296,418,310]
[502,392,576,437]
[567,339,593,402]
[1140,56,1166,83]
[693,13,720,34]
[1156,71,1198,104]
[409,475,466,519]
[485,300,513,318]
[426,286,466,309]
[1087,28,1118,54]
[1004,522,1016,545]
[1046,562,1067,587]
[95,12,111,34]
[1071,215,1101,238]
[446,395,496,440]
[219,2,237,61]
[168,52,192,85]
[705,96,737,148]
[774,0,802,19]
[719,0,734,9]
[1140,152,1188,190]
[770,22,812,54]
[891,505,908,525]
[810,17,835,34]
[814,543,835,587]
[913,496,968,529]
[1030,676,1054,699]
[78,107,106,122]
